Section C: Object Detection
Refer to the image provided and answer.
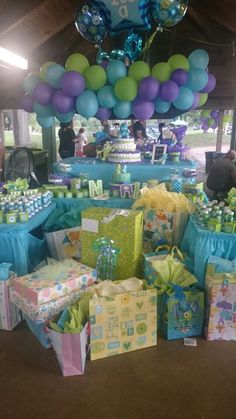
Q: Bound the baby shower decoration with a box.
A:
[20,1,216,125]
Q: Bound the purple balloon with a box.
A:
[171,69,188,86]
[211,121,218,129]
[159,80,179,102]
[32,82,54,105]
[200,73,216,93]
[138,76,160,101]
[95,107,112,120]
[61,71,85,97]
[202,122,209,131]
[20,94,34,112]
[100,61,109,69]
[132,99,154,120]
[190,92,200,110]
[210,110,219,119]
[52,90,75,113]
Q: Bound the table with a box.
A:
[53,197,134,212]
[181,217,236,287]
[53,157,196,187]
[0,204,55,276]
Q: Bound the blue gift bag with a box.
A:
[25,316,51,349]
[207,256,236,273]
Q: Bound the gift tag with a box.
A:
[184,338,197,347]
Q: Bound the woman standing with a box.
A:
[75,128,88,157]
[58,122,77,159]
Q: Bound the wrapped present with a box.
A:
[205,256,236,341]
[81,208,143,280]
[13,259,97,305]
[151,256,204,339]
[45,227,82,260]
[0,280,22,331]
[89,279,157,360]
[10,287,87,323]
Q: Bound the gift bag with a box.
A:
[0,282,22,331]
[160,289,204,340]
[150,255,204,339]
[205,256,236,341]
[144,245,183,286]
[25,316,52,349]
[47,323,88,376]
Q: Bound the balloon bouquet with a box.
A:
[20,1,217,128]
[200,110,219,132]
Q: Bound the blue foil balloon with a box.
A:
[151,0,189,28]
[98,0,151,36]
[75,3,107,44]
[124,32,143,61]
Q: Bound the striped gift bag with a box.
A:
[48,323,88,376]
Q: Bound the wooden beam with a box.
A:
[191,0,236,34]
[0,0,42,35]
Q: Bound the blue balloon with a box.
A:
[45,64,65,88]
[76,90,98,118]
[185,68,208,92]
[101,0,151,36]
[113,101,132,118]
[75,3,107,43]
[55,110,75,123]
[188,49,209,70]
[106,60,127,85]
[23,73,41,93]
[37,115,54,128]
[173,87,194,110]
[97,85,117,108]
[154,97,171,113]
[124,32,143,61]
[33,102,54,117]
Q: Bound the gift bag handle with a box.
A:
[170,246,184,261]
[155,245,171,254]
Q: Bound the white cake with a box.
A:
[108,137,141,163]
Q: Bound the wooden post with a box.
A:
[216,110,224,152]
[0,111,5,144]
[42,122,57,172]
[231,93,236,150]
[11,110,30,145]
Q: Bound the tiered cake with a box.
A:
[108,123,141,164]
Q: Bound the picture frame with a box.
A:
[151,144,167,163]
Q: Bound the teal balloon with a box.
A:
[113,101,132,118]
[37,115,54,128]
[185,68,208,92]
[33,102,54,117]
[97,85,117,108]
[76,90,98,118]
[106,60,127,85]
[45,64,65,88]
[23,73,41,93]
[55,110,75,123]
[154,97,171,113]
[173,87,194,110]
[188,49,209,70]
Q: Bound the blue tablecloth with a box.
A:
[181,217,236,287]
[53,197,134,212]
[53,157,196,187]
[0,204,55,276]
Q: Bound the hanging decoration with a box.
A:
[200,110,220,132]
[20,2,217,126]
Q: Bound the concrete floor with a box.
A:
[1,321,236,419]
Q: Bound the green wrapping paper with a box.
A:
[81,208,143,280]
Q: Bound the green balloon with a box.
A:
[40,61,56,80]
[65,53,90,74]
[168,54,189,71]
[201,110,210,118]
[199,93,208,106]
[208,118,214,126]
[114,77,137,101]
[128,61,150,82]
[84,65,107,91]
[151,62,172,82]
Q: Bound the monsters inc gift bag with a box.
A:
[159,289,204,340]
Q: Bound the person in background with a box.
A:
[206,149,236,200]
[75,127,88,157]
[101,120,112,137]
[133,120,146,141]
[58,121,77,159]
[111,122,120,138]
[135,129,146,148]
